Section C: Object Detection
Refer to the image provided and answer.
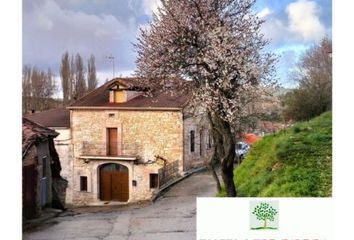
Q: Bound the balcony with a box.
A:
[79,141,141,163]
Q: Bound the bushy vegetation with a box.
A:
[234,112,332,197]
[216,186,227,197]
[282,38,332,121]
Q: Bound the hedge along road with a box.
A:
[23,171,216,240]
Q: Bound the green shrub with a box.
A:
[234,112,332,197]
[216,186,227,197]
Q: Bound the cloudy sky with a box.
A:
[23,0,332,90]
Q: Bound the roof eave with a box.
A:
[66,106,183,111]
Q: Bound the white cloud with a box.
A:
[257,7,272,18]
[97,70,135,82]
[37,14,54,31]
[25,0,127,39]
[261,17,288,43]
[142,0,161,16]
[23,0,137,71]
[137,23,151,34]
[286,0,326,41]
[260,0,327,44]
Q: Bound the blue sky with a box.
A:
[22,0,332,89]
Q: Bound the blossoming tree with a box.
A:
[135,0,276,197]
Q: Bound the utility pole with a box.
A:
[105,54,115,78]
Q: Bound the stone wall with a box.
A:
[52,128,73,205]
[183,113,212,171]
[130,162,161,201]
[70,109,184,205]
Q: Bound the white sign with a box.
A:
[197,198,333,240]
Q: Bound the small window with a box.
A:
[150,174,159,189]
[190,130,195,153]
[42,156,47,178]
[80,176,88,192]
[108,113,115,118]
[132,180,137,187]
[200,130,203,156]
[207,132,212,149]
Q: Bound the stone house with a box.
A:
[26,108,73,205]
[22,118,67,219]
[67,78,211,206]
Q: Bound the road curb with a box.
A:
[151,166,207,202]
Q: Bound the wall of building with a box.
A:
[130,163,161,200]
[183,113,212,171]
[70,109,183,205]
[52,128,73,205]
[22,140,53,218]
[36,140,53,207]
[71,160,162,206]
[23,145,40,219]
[23,138,66,218]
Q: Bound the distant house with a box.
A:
[25,108,73,205]
[22,118,67,219]
[66,78,211,206]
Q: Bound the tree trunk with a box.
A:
[264,219,267,228]
[220,126,236,197]
[209,112,237,197]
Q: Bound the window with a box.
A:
[190,130,195,153]
[200,130,203,157]
[80,176,88,192]
[42,156,47,178]
[114,90,127,103]
[101,163,128,172]
[108,113,115,118]
[236,143,243,150]
[207,132,212,150]
[150,174,159,189]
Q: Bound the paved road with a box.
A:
[23,171,216,240]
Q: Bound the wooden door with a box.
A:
[99,164,129,202]
[100,171,112,201]
[23,165,37,219]
[111,172,129,201]
[107,128,118,156]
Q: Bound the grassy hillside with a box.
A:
[234,111,332,197]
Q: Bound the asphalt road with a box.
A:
[23,170,217,240]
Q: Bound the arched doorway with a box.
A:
[99,163,129,202]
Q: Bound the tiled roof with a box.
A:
[22,118,59,157]
[106,77,143,89]
[25,108,70,128]
[68,78,190,110]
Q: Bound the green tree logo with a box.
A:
[251,202,278,230]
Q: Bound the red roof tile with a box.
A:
[22,118,59,156]
[68,78,190,110]
[25,107,70,128]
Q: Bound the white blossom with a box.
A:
[135,0,277,131]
